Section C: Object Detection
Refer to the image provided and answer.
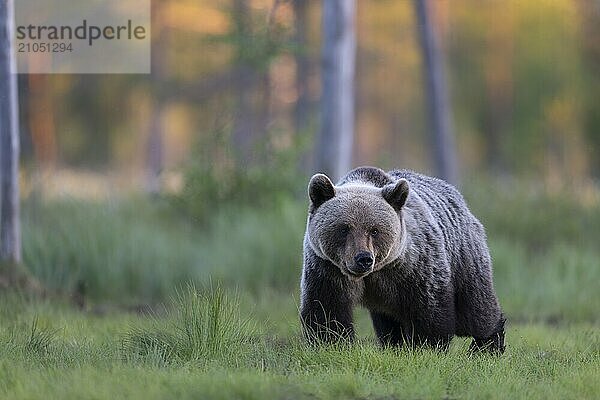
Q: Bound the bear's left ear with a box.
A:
[308,173,335,209]
[382,179,409,211]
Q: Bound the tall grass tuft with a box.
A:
[123,284,255,365]
[0,317,60,359]
[24,317,58,355]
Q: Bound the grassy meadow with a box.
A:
[1,179,599,399]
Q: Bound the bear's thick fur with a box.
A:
[300,166,505,353]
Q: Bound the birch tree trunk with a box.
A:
[0,0,22,265]
[293,0,310,135]
[316,0,356,180]
[146,0,166,194]
[293,0,312,173]
[231,0,256,166]
[415,0,459,185]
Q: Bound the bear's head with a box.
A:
[306,172,409,279]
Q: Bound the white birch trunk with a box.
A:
[415,0,459,185]
[0,0,22,264]
[317,0,356,180]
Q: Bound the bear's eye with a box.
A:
[339,224,350,236]
[370,228,379,237]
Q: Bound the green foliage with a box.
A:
[492,240,600,323]
[447,1,595,177]
[198,199,306,292]
[464,178,600,323]
[217,1,293,71]
[466,179,600,251]
[22,198,203,303]
[22,195,306,302]
[176,124,307,224]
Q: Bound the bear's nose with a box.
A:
[353,251,374,271]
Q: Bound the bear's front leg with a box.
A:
[370,311,406,347]
[469,313,506,354]
[300,299,354,344]
[300,258,355,344]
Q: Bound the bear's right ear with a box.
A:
[382,179,409,211]
[308,173,335,209]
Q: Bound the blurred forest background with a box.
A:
[3,0,600,314]
[17,0,600,196]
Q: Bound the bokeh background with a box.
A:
[14,0,600,323]
[19,1,600,190]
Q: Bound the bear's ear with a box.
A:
[382,179,409,211]
[308,173,335,208]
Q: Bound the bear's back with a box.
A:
[391,169,487,280]
[389,169,468,219]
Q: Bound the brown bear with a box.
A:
[300,166,505,353]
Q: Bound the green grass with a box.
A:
[492,239,600,323]
[0,288,598,400]
[5,180,599,398]
[21,197,306,302]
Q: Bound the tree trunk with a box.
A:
[576,0,600,178]
[316,0,356,180]
[414,0,459,186]
[293,0,313,173]
[146,0,166,194]
[293,0,310,135]
[0,0,21,265]
[231,0,256,165]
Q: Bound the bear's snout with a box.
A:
[350,251,374,276]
